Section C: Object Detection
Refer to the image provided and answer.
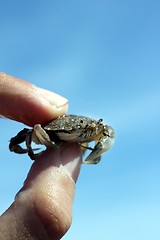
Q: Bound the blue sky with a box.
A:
[0,0,160,239]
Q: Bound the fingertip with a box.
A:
[34,87,68,109]
[60,143,82,183]
[0,73,69,126]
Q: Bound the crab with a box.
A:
[9,114,114,164]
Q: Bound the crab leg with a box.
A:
[33,124,59,149]
[26,130,41,160]
[9,128,30,154]
[80,144,94,151]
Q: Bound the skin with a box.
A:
[0,73,82,240]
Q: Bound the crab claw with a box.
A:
[84,126,115,164]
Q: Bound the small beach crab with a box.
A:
[9,114,114,164]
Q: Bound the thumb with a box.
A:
[0,143,82,240]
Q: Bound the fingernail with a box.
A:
[60,143,82,183]
[35,87,68,108]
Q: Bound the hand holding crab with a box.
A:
[0,73,83,240]
[1,73,114,240]
[9,114,114,164]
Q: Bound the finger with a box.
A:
[0,72,68,126]
[0,143,82,240]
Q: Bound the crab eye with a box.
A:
[98,118,103,123]
[80,120,83,123]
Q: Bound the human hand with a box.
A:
[0,73,82,240]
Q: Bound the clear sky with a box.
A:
[0,0,160,239]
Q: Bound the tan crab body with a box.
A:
[9,114,114,164]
